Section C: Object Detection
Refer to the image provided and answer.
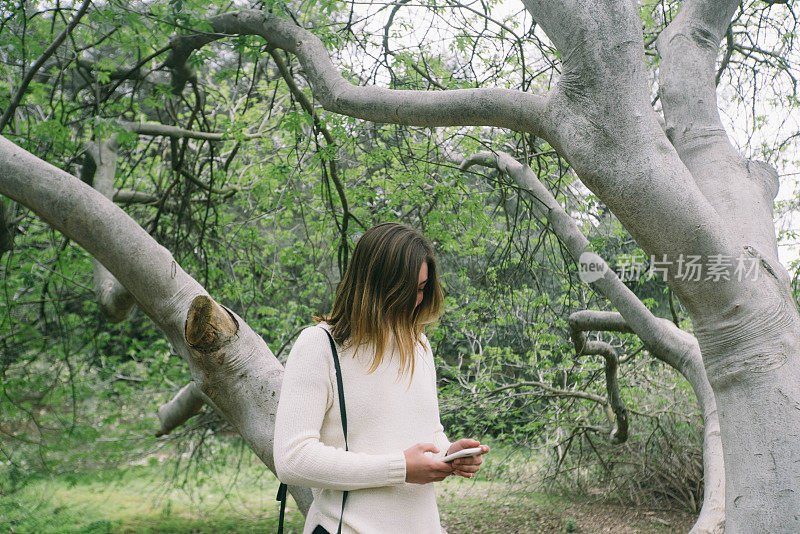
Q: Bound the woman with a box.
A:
[273,222,489,534]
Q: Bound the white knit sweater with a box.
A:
[273,321,452,534]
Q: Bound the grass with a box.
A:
[0,443,695,534]
[1,456,305,534]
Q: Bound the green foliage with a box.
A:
[0,0,797,523]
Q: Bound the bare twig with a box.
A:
[0,0,92,132]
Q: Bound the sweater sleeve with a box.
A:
[433,422,452,460]
[422,333,452,461]
[273,326,407,491]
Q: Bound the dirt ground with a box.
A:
[438,479,696,534]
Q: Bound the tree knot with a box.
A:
[185,295,239,353]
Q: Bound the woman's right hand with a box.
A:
[403,443,453,484]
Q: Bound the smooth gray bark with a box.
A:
[156,382,205,437]
[522,0,799,528]
[654,1,798,529]
[87,139,136,323]
[657,0,783,273]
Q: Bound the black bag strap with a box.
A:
[276,482,287,533]
[322,327,349,451]
[320,326,349,534]
[276,325,349,534]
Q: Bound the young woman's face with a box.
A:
[416,261,428,308]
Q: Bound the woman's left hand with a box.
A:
[445,439,489,479]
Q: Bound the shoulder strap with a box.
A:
[320,326,348,448]
[319,326,349,534]
[275,483,287,534]
[276,326,349,534]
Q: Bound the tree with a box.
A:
[1,0,798,531]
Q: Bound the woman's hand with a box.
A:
[403,443,453,484]
[445,439,489,479]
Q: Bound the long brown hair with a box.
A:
[314,222,444,384]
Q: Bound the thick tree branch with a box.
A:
[643,3,800,515]
[513,2,752,317]
[520,0,650,100]
[657,0,787,287]
[164,10,551,135]
[0,0,92,132]
[156,382,205,437]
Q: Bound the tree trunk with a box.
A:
[654,1,799,529]
[692,290,800,531]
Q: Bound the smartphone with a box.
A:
[441,446,483,463]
